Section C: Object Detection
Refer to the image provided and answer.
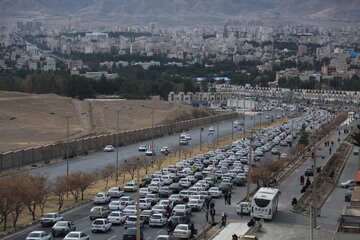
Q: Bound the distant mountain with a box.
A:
[1,0,359,25]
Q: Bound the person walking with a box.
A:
[300,175,304,186]
[205,209,209,222]
[210,207,216,223]
[224,191,228,205]
[221,212,227,227]
[329,147,332,155]
[228,191,232,205]
[210,202,215,209]
[206,199,210,210]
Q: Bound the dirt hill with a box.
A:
[0,91,214,152]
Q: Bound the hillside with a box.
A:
[1,0,359,25]
[0,91,214,152]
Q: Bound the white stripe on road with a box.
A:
[107,235,117,240]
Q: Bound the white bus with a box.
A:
[251,187,280,220]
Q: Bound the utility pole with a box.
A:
[66,116,70,198]
[217,122,219,147]
[135,158,141,240]
[151,107,155,165]
[310,203,313,240]
[246,128,253,200]
[200,127,203,151]
[231,121,234,140]
[115,110,120,184]
[243,95,246,137]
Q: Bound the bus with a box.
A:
[251,187,280,220]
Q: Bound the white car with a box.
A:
[151,204,167,215]
[63,231,89,240]
[187,199,203,211]
[91,218,112,233]
[139,198,152,210]
[94,192,111,204]
[155,235,171,240]
[40,212,63,227]
[107,187,124,198]
[149,213,168,227]
[148,182,160,193]
[123,205,137,216]
[124,182,138,192]
[185,134,192,140]
[340,180,356,188]
[120,196,135,205]
[237,202,251,215]
[25,231,51,240]
[146,149,156,156]
[173,224,192,239]
[138,145,148,152]
[107,211,127,225]
[139,187,150,197]
[209,126,215,132]
[104,145,114,152]
[108,200,126,211]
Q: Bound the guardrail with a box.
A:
[0,112,238,172]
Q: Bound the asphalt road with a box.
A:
[7,111,292,240]
[255,116,358,240]
[28,111,285,181]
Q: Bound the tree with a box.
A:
[139,157,152,175]
[9,173,28,228]
[298,124,309,146]
[53,175,67,211]
[0,176,15,231]
[67,172,95,202]
[24,173,49,221]
[124,158,138,180]
[250,166,271,187]
[100,164,115,191]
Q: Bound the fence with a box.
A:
[0,112,238,171]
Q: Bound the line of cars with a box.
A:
[26,108,330,240]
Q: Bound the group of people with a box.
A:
[224,190,232,205]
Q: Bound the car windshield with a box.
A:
[128,217,136,221]
[28,233,41,237]
[43,214,54,218]
[92,208,101,212]
[177,225,188,230]
[66,233,79,237]
[109,212,120,216]
[96,193,104,197]
[153,215,161,219]
[93,220,104,225]
[56,222,67,226]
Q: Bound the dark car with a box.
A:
[304,167,313,177]
[123,227,144,240]
[159,186,173,198]
[194,172,204,180]
[142,175,153,185]
[140,210,152,224]
[169,183,182,194]
[233,176,247,186]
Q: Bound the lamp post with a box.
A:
[50,112,85,197]
[104,106,126,184]
[200,127,203,151]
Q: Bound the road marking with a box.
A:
[107,235,117,240]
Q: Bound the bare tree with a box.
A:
[24,173,49,221]
[100,164,115,191]
[250,165,271,187]
[124,157,138,180]
[154,156,165,170]
[0,176,14,231]
[53,175,67,211]
[78,172,95,201]
[9,173,28,228]
[139,157,152,175]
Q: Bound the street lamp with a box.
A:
[50,112,85,197]
[104,106,133,184]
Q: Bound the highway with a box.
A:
[6,111,291,240]
[29,111,283,181]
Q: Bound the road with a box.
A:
[28,111,285,181]
[254,116,358,240]
[6,111,291,240]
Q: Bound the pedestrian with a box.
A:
[224,191,228,205]
[206,199,210,210]
[331,141,334,146]
[329,148,332,154]
[210,207,216,223]
[228,191,232,205]
[300,175,304,186]
[210,202,215,209]
[338,131,341,136]
[240,205,243,218]
[232,234,238,240]
[205,209,209,222]
[291,197,298,206]
[167,220,173,235]
[301,186,306,193]
[306,177,311,188]
[190,222,195,238]
[221,212,227,227]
